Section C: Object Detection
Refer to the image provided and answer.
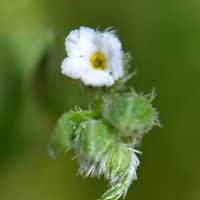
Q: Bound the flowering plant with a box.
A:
[49,26,160,200]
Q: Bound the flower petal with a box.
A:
[61,57,89,79]
[65,26,97,58]
[81,70,114,87]
[94,30,124,80]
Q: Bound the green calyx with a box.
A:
[77,119,113,159]
[102,91,159,137]
[100,143,139,200]
[49,110,97,158]
[106,143,132,177]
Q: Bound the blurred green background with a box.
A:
[0,0,200,199]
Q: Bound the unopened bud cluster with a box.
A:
[49,89,159,200]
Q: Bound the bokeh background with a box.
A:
[1,0,200,199]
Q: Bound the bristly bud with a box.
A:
[49,110,96,158]
[100,143,140,200]
[102,90,159,138]
[75,119,113,160]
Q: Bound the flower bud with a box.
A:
[49,110,96,158]
[106,144,132,176]
[102,92,158,136]
[77,120,113,159]
[100,143,139,200]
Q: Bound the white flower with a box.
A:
[61,26,124,87]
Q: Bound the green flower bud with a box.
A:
[49,110,96,158]
[100,143,139,200]
[76,119,113,160]
[102,91,158,136]
[106,144,131,177]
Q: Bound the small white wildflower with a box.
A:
[61,26,124,87]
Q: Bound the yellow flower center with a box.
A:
[90,51,107,70]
